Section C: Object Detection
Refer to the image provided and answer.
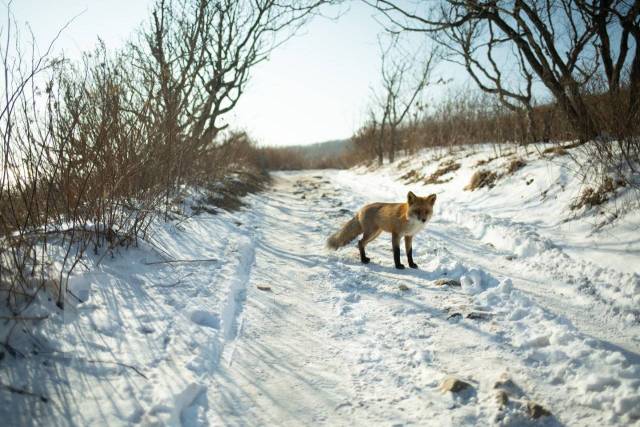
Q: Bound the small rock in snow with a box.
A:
[493,376,525,398]
[526,401,551,419]
[447,312,462,321]
[399,284,409,291]
[434,278,461,287]
[440,376,472,393]
[466,311,493,320]
[257,285,272,292]
[335,402,352,411]
[495,390,509,408]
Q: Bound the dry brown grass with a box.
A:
[542,146,568,156]
[400,169,425,184]
[506,158,526,174]
[475,157,497,167]
[424,161,461,184]
[192,170,269,214]
[542,141,584,157]
[570,177,625,210]
[464,170,499,191]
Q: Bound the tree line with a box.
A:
[351,0,639,175]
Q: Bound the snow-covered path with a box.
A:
[3,169,639,426]
[208,177,356,424]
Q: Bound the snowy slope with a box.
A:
[1,144,639,426]
[0,202,259,425]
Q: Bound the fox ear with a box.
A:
[407,191,417,204]
[427,193,437,205]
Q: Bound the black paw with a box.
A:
[361,256,371,264]
[409,263,419,269]
[395,263,406,270]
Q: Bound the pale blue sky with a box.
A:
[4,0,463,146]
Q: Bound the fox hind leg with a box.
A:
[358,228,381,264]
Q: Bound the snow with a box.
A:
[1,143,639,426]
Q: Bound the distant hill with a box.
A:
[258,139,354,170]
[284,139,351,161]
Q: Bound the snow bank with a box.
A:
[0,194,259,426]
[338,143,640,336]
[473,277,640,423]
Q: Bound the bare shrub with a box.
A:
[0,0,331,319]
[0,10,81,311]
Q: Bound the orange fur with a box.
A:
[327,192,436,269]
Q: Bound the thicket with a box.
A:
[346,0,640,184]
[0,0,329,313]
[349,85,639,159]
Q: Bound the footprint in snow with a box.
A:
[190,310,220,329]
[138,325,154,334]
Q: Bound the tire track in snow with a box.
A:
[218,235,256,362]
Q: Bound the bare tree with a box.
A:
[432,17,537,144]
[124,0,334,211]
[366,106,386,166]
[132,0,333,148]
[371,35,438,164]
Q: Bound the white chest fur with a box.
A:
[403,216,426,236]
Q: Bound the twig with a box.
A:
[0,315,48,321]
[144,258,217,265]
[66,289,83,303]
[32,352,149,380]
[0,341,24,358]
[95,231,136,267]
[84,359,148,380]
[0,382,49,403]
[151,272,194,288]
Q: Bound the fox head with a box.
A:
[407,191,436,223]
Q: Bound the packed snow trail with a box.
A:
[204,171,638,426]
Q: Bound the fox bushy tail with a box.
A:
[327,216,362,249]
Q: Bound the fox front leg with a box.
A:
[392,233,405,269]
[405,235,418,269]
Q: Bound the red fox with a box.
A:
[327,192,436,269]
